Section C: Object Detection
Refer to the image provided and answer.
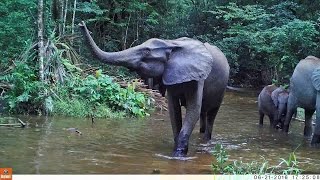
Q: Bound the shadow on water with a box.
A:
[0,91,320,174]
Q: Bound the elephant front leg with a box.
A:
[304,109,315,137]
[173,81,204,157]
[167,91,182,143]
[283,94,297,133]
[311,93,320,144]
[283,109,295,132]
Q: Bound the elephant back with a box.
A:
[292,56,320,80]
[291,56,320,101]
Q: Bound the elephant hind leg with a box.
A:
[283,94,297,133]
[203,107,220,141]
[200,111,206,133]
[304,109,315,137]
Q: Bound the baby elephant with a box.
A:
[258,85,289,128]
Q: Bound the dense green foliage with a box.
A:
[0,58,47,114]
[0,40,151,117]
[73,0,320,86]
[211,144,302,175]
[209,2,319,86]
[0,0,36,63]
[0,0,320,115]
[53,73,151,118]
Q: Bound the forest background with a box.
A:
[0,0,319,117]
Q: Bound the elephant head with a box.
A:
[79,21,214,86]
[271,87,289,127]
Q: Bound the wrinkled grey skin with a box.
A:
[283,56,320,144]
[258,85,289,128]
[79,21,230,157]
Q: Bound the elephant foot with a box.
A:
[304,131,313,138]
[282,125,289,133]
[172,148,187,157]
[304,127,313,137]
[311,134,320,145]
[203,132,212,141]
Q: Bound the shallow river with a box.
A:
[1,91,319,174]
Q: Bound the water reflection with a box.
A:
[0,91,319,174]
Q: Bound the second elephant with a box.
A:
[143,77,166,97]
[283,56,320,142]
[258,85,289,128]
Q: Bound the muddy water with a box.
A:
[0,92,320,174]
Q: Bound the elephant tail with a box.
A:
[226,86,257,92]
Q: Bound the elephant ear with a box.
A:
[271,87,284,108]
[162,38,214,85]
[312,67,320,91]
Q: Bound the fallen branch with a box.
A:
[17,118,26,127]
[114,78,168,112]
[0,118,26,128]
[0,123,24,127]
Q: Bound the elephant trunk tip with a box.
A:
[78,21,86,27]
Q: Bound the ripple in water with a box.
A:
[155,153,197,161]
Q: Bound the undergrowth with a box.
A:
[0,39,153,118]
[211,144,302,175]
[52,73,151,118]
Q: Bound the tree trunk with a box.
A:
[71,0,77,36]
[38,0,44,81]
[123,13,131,50]
[59,0,64,36]
[38,0,49,115]
[62,0,68,35]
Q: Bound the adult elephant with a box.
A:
[283,56,320,144]
[79,21,230,157]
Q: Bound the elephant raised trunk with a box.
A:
[79,21,140,69]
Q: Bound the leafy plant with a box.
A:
[0,59,48,114]
[211,144,303,175]
[211,144,270,174]
[275,146,302,175]
[53,72,151,118]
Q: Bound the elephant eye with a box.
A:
[144,49,151,56]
